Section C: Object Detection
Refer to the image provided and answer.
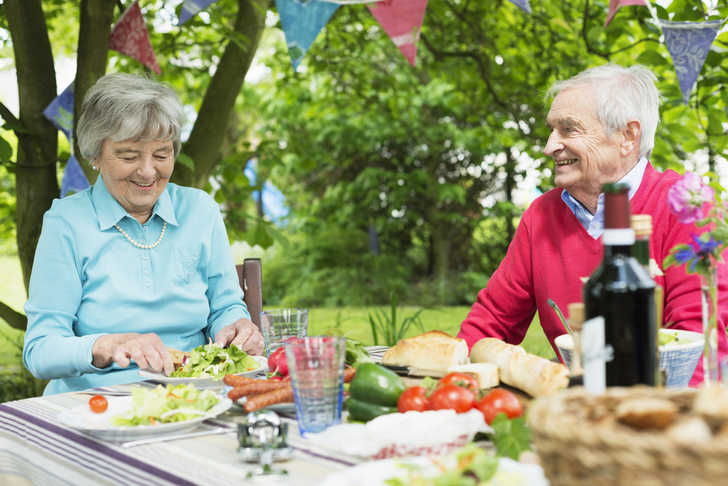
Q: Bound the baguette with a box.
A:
[382,330,468,376]
[469,337,568,397]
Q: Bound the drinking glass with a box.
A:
[284,337,345,436]
[260,308,309,358]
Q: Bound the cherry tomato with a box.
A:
[437,372,480,392]
[428,384,475,413]
[397,386,430,413]
[89,395,108,414]
[475,388,523,424]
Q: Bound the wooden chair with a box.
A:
[236,258,263,332]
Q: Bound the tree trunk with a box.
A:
[173,0,271,189]
[74,0,117,184]
[5,0,59,295]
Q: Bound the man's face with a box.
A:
[96,139,175,224]
[544,87,627,204]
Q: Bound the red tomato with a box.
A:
[437,372,480,392]
[428,384,475,413]
[89,395,108,414]
[397,386,430,413]
[475,388,523,424]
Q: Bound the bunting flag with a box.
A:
[367,0,429,66]
[660,20,721,105]
[42,81,75,143]
[275,0,340,71]
[109,0,161,75]
[178,0,220,25]
[604,0,647,28]
[60,155,90,198]
[506,0,532,14]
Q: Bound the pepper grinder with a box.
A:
[244,410,288,481]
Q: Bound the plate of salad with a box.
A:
[58,384,232,441]
[138,342,267,388]
[321,443,549,486]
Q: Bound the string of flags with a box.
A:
[44,0,727,197]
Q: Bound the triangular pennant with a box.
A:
[60,155,90,198]
[506,0,532,14]
[43,81,75,143]
[178,0,220,25]
[275,0,340,71]
[604,0,647,28]
[109,0,161,75]
[660,20,721,105]
[367,0,429,66]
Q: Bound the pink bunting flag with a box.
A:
[109,0,161,75]
[367,0,429,67]
[604,0,647,29]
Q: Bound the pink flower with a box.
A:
[667,172,715,224]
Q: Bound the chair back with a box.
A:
[236,258,263,332]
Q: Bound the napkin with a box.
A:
[305,409,492,460]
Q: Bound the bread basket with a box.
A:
[528,386,728,486]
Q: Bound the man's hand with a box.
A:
[214,318,265,356]
[92,333,175,376]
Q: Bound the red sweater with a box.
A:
[458,163,728,386]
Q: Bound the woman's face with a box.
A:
[95,139,175,224]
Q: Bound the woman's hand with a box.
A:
[92,333,175,375]
[214,318,265,356]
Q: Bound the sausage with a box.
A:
[243,385,294,413]
[223,374,259,387]
[227,381,289,402]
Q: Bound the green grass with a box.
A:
[305,305,555,360]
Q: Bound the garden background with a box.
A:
[0,0,726,401]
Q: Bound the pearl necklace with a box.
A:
[114,221,167,249]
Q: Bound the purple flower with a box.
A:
[667,172,715,224]
[675,233,723,272]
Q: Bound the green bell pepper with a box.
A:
[347,397,398,422]
[349,362,406,407]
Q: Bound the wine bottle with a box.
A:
[566,302,585,388]
[583,183,658,387]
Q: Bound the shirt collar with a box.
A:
[561,156,648,234]
[92,175,178,230]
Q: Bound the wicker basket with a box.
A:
[528,386,728,486]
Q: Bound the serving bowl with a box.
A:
[554,329,703,389]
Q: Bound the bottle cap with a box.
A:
[602,183,631,230]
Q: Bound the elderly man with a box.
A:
[457,63,727,386]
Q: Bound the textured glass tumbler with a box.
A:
[285,337,345,436]
[260,308,309,358]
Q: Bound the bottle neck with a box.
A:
[633,237,650,268]
[602,227,634,258]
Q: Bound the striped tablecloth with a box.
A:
[0,346,391,486]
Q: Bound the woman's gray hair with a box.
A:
[546,63,661,159]
[77,73,186,161]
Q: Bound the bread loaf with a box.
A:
[382,330,468,377]
[469,337,568,397]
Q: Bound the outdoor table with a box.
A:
[0,347,392,486]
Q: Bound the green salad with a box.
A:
[659,330,692,347]
[170,341,261,380]
[385,444,504,486]
[110,384,220,426]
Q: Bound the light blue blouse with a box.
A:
[23,175,250,395]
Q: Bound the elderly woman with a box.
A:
[23,73,264,395]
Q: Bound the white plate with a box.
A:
[138,355,268,389]
[58,396,233,442]
[321,455,549,486]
